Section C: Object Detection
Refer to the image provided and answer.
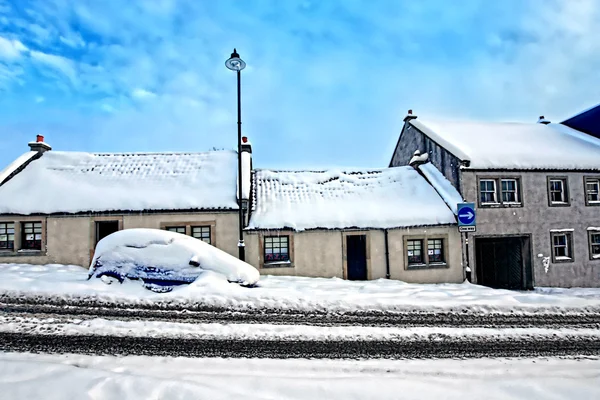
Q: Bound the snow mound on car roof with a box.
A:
[89,228,259,286]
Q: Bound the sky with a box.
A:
[0,0,599,170]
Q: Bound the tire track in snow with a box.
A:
[1,332,599,359]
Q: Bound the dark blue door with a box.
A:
[347,235,367,280]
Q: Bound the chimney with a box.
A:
[537,115,551,125]
[28,134,52,153]
[403,109,417,123]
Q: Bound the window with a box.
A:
[479,179,497,204]
[590,232,600,260]
[192,226,211,244]
[548,178,569,205]
[551,232,573,263]
[21,222,42,250]
[264,236,290,262]
[427,239,445,263]
[0,222,15,250]
[166,226,186,234]
[501,179,520,203]
[585,178,600,205]
[407,239,424,265]
[479,177,522,207]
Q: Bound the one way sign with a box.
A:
[457,202,476,232]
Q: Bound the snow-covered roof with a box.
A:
[0,151,38,185]
[0,150,239,214]
[418,163,463,215]
[410,119,600,170]
[248,166,457,231]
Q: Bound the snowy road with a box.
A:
[3,297,600,328]
[2,331,600,359]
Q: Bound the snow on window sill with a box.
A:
[553,256,573,263]
[592,254,600,260]
[262,261,293,269]
[480,202,501,207]
[587,201,600,206]
[550,201,570,207]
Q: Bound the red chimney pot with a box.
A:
[408,109,413,115]
[242,136,248,143]
[36,135,44,143]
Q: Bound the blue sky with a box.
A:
[0,0,599,170]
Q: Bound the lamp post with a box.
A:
[225,48,247,261]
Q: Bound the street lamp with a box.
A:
[225,48,247,261]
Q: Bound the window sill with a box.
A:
[480,202,522,208]
[407,263,448,270]
[0,250,46,257]
[549,202,570,207]
[591,255,600,261]
[552,256,574,263]
[585,202,600,206]
[262,261,293,269]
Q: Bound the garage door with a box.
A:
[475,237,531,290]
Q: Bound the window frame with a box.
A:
[500,178,521,204]
[261,233,293,268]
[427,238,445,264]
[478,178,498,205]
[404,236,449,270]
[589,230,600,261]
[191,225,212,245]
[477,176,523,208]
[165,226,186,234]
[0,222,15,251]
[584,177,600,206]
[547,176,570,207]
[160,221,216,246]
[20,221,43,251]
[406,239,424,266]
[550,231,574,263]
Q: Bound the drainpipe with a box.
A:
[384,229,391,279]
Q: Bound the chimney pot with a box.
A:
[28,134,51,153]
[539,116,544,120]
[36,135,44,143]
[242,136,248,143]
[404,109,417,123]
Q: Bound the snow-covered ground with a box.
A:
[0,352,598,400]
[3,314,598,341]
[3,264,600,313]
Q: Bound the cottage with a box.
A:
[243,166,464,283]
[0,136,252,267]
[390,111,600,288]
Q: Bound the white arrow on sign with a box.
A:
[459,211,474,220]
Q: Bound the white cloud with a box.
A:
[131,88,157,99]
[30,50,76,82]
[0,36,27,60]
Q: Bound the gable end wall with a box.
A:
[389,122,462,192]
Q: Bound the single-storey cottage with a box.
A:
[242,166,464,283]
[0,136,252,267]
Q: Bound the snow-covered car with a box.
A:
[88,228,260,292]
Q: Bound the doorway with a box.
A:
[475,236,532,290]
[346,235,367,280]
[95,220,120,244]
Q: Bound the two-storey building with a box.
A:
[390,111,600,288]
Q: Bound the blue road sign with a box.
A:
[457,202,476,227]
